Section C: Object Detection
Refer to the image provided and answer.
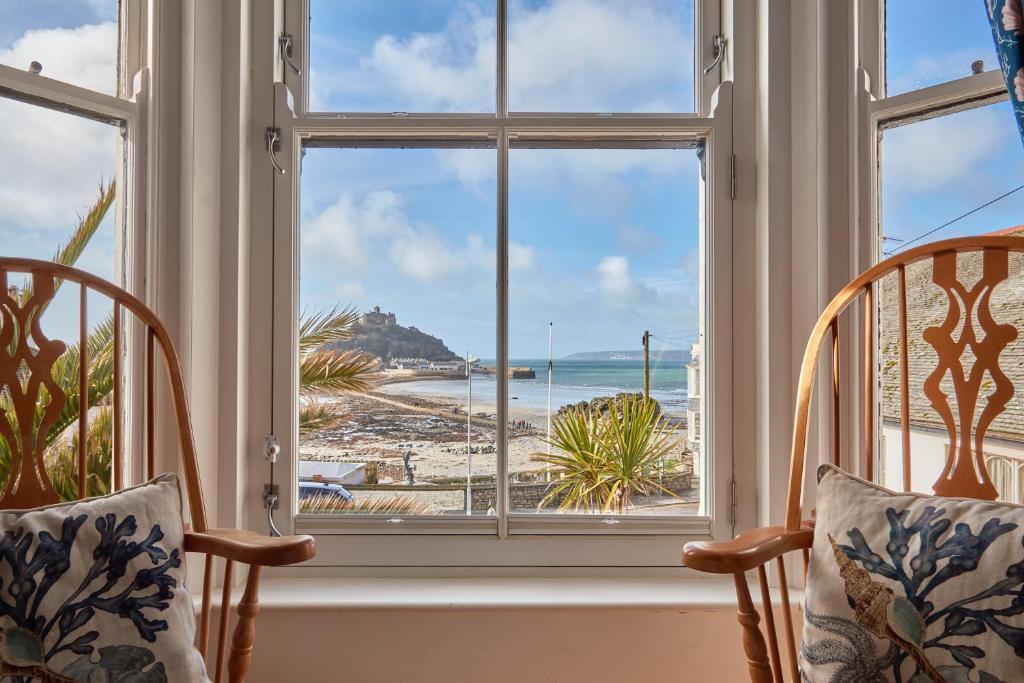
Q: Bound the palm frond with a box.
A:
[299,493,438,515]
[45,405,113,501]
[299,306,362,355]
[298,401,349,436]
[53,180,117,267]
[299,349,376,394]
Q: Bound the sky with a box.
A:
[3,1,1024,356]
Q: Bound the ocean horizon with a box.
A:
[379,358,690,416]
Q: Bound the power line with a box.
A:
[886,184,1024,256]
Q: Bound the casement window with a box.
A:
[0,1,147,321]
[256,0,734,568]
[866,1,1024,493]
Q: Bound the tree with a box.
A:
[0,181,376,500]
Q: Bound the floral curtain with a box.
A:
[987,0,1024,146]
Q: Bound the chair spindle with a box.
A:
[756,565,783,683]
[77,286,88,499]
[112,301,123,490]
[863,285,875,481]
[215,559,234,683]
[776,557,799,682]
[733,571,773,682]
[198,553,214,659]
[146,325,155,481]
[898,264,911,491]
[830,317,841,467]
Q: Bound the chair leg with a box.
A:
[227,564,262,683]
[733,571,774,683]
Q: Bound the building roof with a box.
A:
[879,227,1024,443]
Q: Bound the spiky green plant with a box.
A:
[532,395,680,513]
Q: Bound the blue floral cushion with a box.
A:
[801,465,1024,683]
[0,474,209,681]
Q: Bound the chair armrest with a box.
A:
[682,525,813,574]
[185,528,315,567]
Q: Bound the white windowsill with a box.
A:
[197,577,803,611]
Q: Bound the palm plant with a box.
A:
[0,181,377,500]
[532,394,680,513]
[298,306,377,435]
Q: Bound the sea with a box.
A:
[379,359,689,417]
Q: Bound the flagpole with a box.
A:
[546,322,553,459]
[466,350,473,515]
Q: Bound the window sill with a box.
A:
[200,576,802,611]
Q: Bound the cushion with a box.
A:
[801,465,1024,683]
[0,474,209,682]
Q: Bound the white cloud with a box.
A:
[884,107,1002,192]
[509,241,535,271]
[595,255,640,300]
[389,230,458,281]
[0,22,119,230]
[326,0,691,114]
[304,191,529,282]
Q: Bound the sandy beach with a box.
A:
[300,373,550,482]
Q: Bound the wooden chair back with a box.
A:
[0,257,313,682]
[683,235,1024,682]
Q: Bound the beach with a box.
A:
[299,360,698,514]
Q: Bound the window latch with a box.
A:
[265,127,286,175]
[264,434,281,463]
[703,34,727,75]
[279,32,302,77]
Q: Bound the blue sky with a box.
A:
[3,1,1024,354]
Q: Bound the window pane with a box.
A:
[508,147,702,515]
[508,0,695,112]
[886,0,997,96]
[308,0,496,113]
[877,102,1024,493]
[1,1,118,95]
[298,146,497,515]
[0,96,121,500]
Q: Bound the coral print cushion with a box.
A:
[801,465,1024,683]
[0,474,209,682]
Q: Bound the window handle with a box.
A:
[265,127,286,175]
[703,34,727,75]
[279,32,302,77]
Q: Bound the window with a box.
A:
[268,0,729,566]
[871,1,1024,493]
[0,2,145,496]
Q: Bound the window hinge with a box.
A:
[729,478,737,528]
[265,127,286,175]
[279,32,302,76]
[729,153,736,200]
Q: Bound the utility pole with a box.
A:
[642,330,650,401]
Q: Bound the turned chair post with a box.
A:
[228,565,263,681]
[733,571,773,683]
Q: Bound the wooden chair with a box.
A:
[0,258,315,682]
[682,235,1024,682]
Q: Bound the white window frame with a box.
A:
[252,0,735,569]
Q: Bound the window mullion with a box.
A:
[496,126,510,537]
[497,0,508,117]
